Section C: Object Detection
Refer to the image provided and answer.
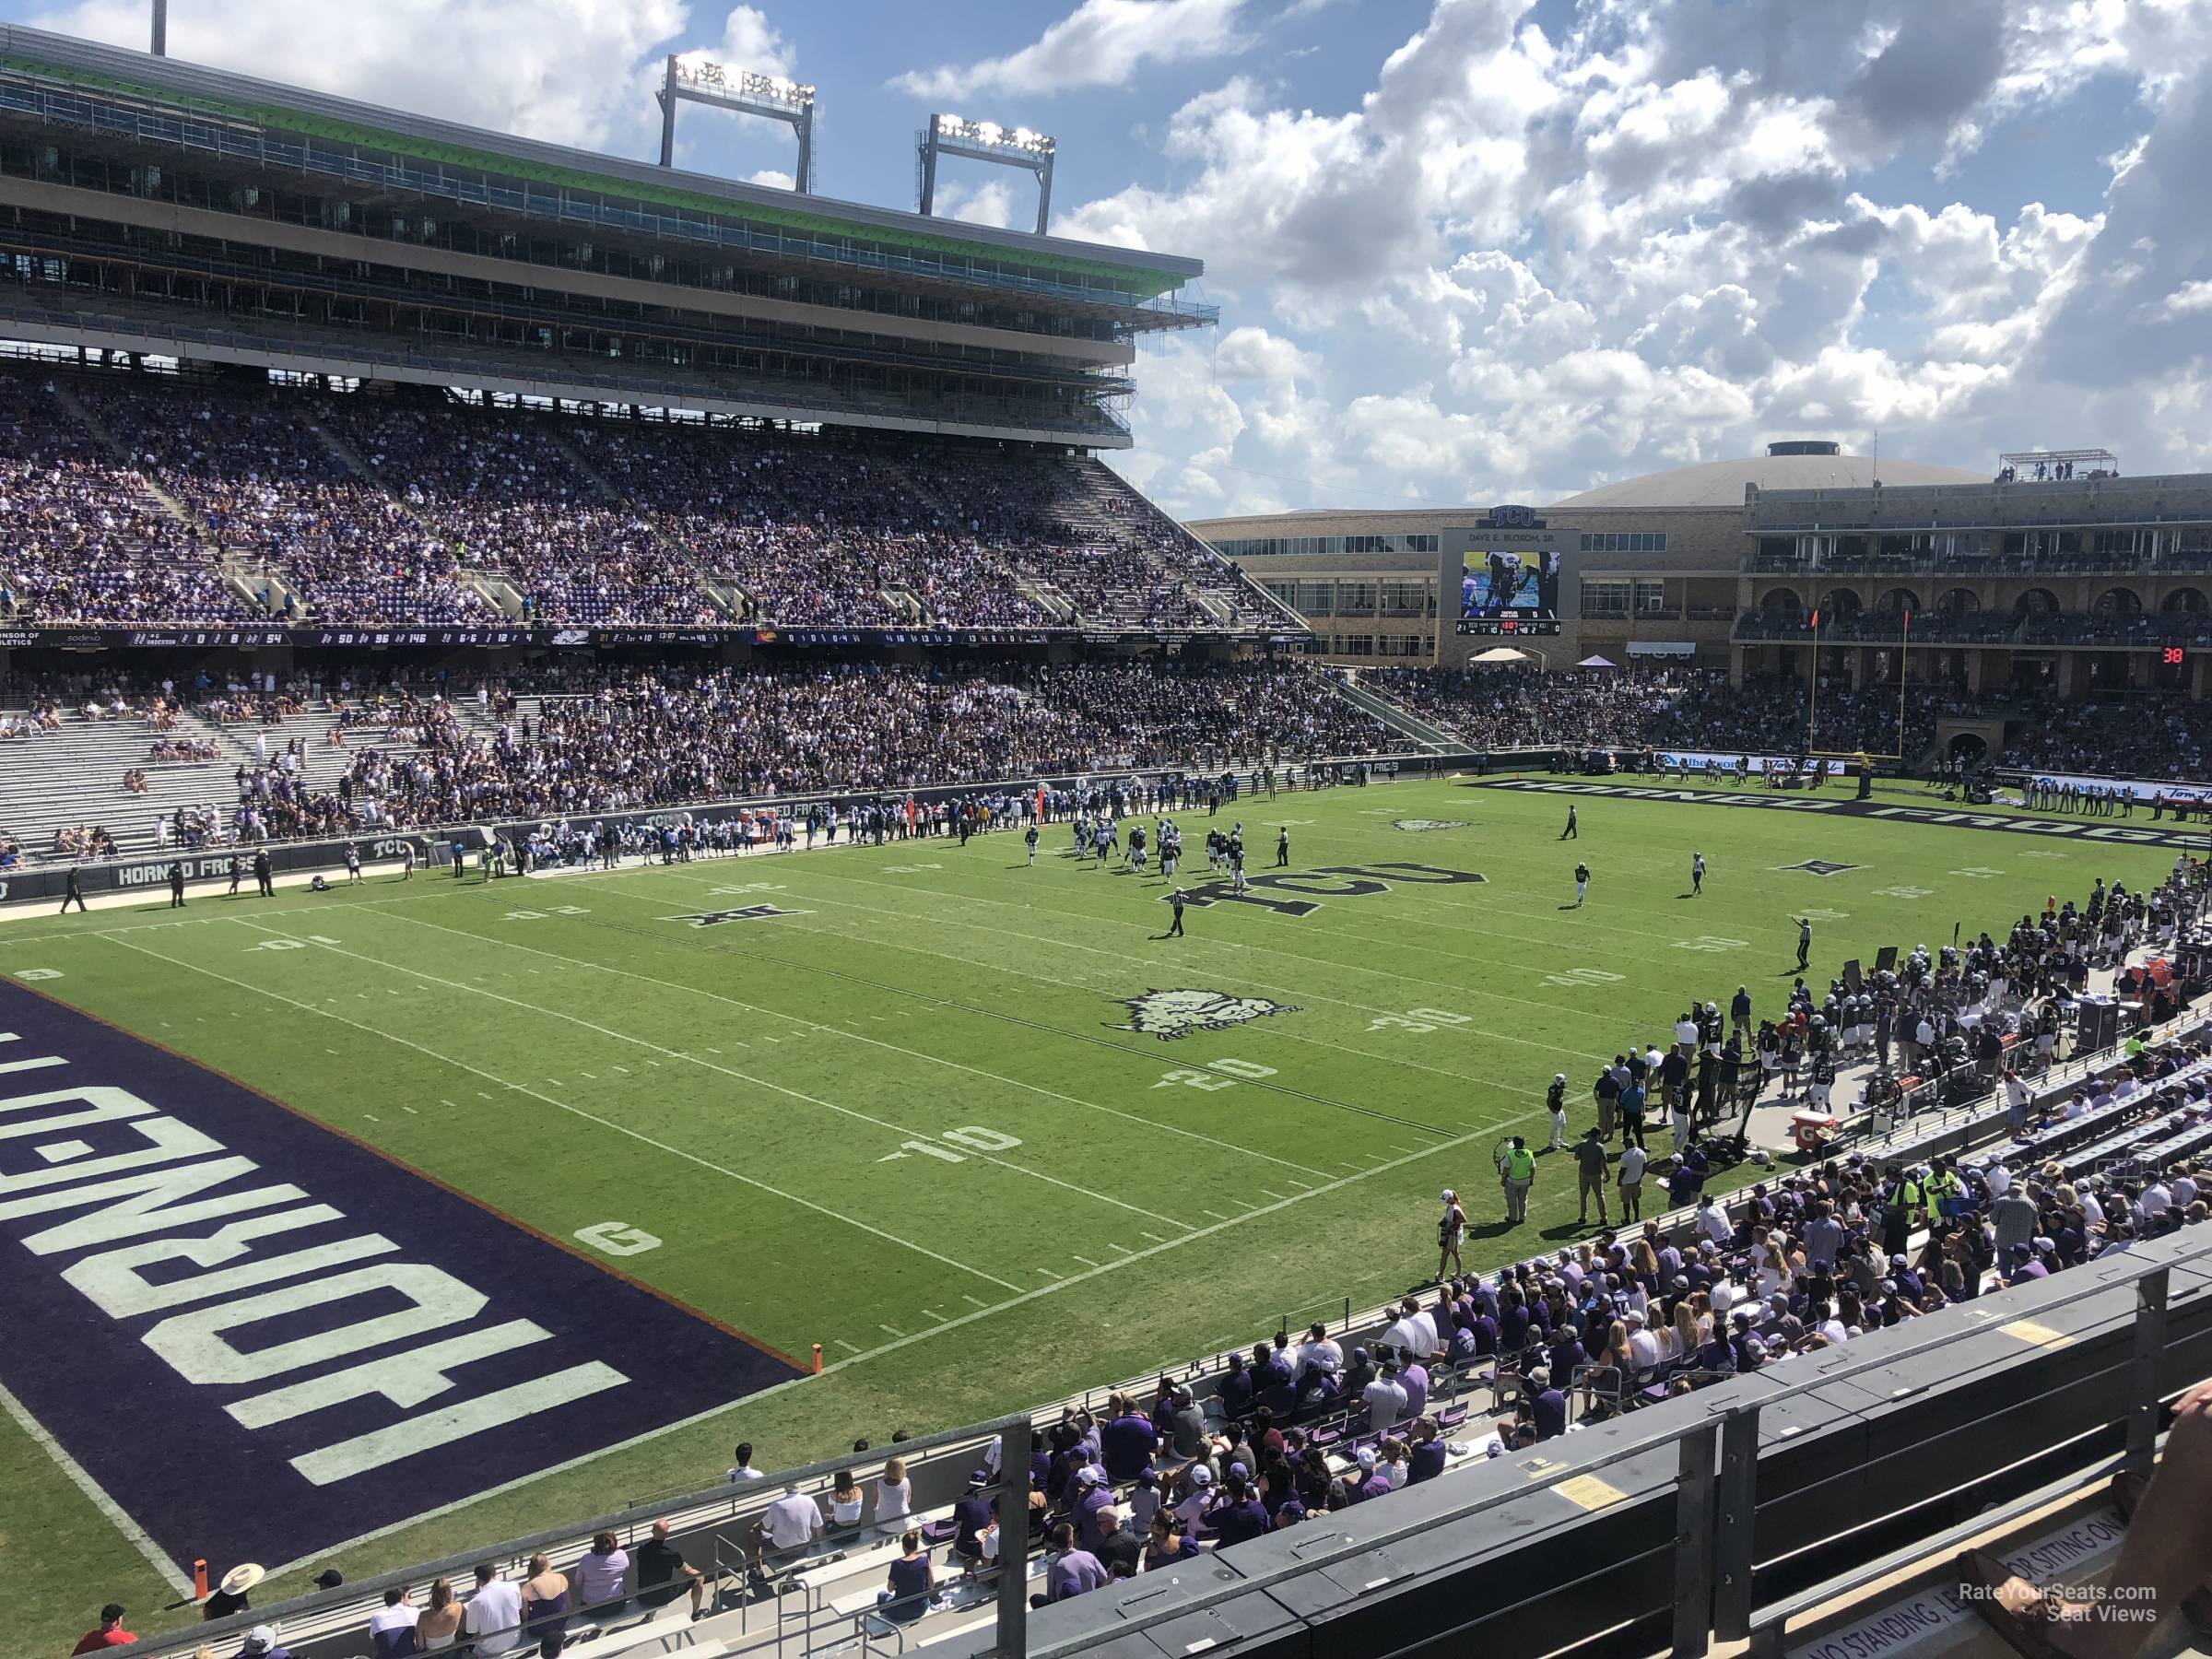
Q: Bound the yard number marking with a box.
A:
[1543,967,1624,989]
[877,1124,1024,1163]
[1367,1006,1474,1033]
[574,1220,663,1256]
[1153,1057,1281,1091]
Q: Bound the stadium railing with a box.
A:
[0,748,1456,903]
[1002,1235,2212,1659]
[112,986,2208,1659]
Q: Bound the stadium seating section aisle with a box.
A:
[0,367,1284,635]
[0,661,1409,858]
[0,378,248,623]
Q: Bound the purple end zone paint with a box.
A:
[0,980,801,1574]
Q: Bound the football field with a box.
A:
[0,773,2194,1649]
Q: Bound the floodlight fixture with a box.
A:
[655,54,817,193]
[918,111,1058,236]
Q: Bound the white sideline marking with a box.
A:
[0,1379,194,1594]
[962,1295,991,1309]
[102,932,1024,1296]
[879,1324,905,1338]
[1070,1254,1100,1269]
[71,865,1535,1580]
[1141,1230,1171,1243]
[835,1340,863,1355]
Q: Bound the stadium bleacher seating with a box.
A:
[0,367,1291,637]
[0,661,1412,859]
[135,889,2212,1659]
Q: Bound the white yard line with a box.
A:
[364,900,1339,1183]
[643,865,1547,1098]
[795,861,1618,1065]
[0,1378,195,1594]
[228,916,1191,1233]
[101,931,1024,1295]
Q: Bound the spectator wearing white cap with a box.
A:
[1172,1465,1216,1531]
[1625,1311,1663,1370]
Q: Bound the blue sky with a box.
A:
[18,0,2212,514]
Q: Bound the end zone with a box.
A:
[0,978,802,1578]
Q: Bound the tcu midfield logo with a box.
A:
[1170,861,1487,920]
[1113,989,1298,1041]
[668,904,807,926]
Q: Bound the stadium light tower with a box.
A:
[150,0,166,54]
[655,56,816,193]
[917,114,1057,236]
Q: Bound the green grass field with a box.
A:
[0,774,2190,1650]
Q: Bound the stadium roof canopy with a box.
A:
[1546,446,1984,512]
[0,25,1200,298]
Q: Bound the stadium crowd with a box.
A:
[1361,666,1958,760]
[0,381,250,625]
[335,662,1409,829]
[2000,694,2212,783]
[1,369,1274,635]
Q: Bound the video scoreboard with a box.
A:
[1448,506,1564,637]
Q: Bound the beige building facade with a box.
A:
[1187,443,1983,669]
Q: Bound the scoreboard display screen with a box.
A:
[1457,547,1561,636]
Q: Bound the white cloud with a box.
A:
[892,0,1250,102]
[33,0,690,151]
[2147,280,2212,322]
[1075,0,2212,514]
[934,179,1019,229]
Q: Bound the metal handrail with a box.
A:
[1024,1243,2206,1659]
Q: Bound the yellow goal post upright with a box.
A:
[1804,604,1912,764]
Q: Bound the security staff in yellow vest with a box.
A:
[1499,1136,1536,1224]
[1879,1164,1929,1257]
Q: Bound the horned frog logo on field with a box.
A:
[1112,988,1298,1041]
[1392,818,1467,833]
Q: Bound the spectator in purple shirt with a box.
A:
[1407,1418,1448,1484]
[1400,1359,1430,1419]
[1528,1367,1569,1439]
[1100,1396,1159,1483]
[1355,1448,1394,1502]
[2006,1242,2051,1286]
[1218,1353,1253,1421]
[1038,1524,1109,1606]
[1208,1474,1271,1548]
[1074,1467,1116,1552]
